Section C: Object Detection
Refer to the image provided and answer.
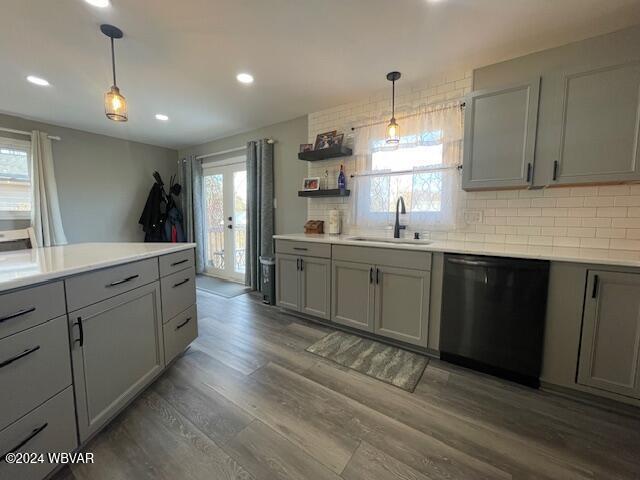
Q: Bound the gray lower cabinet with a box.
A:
[375,265,430,347]
[0,386,77,480]
[69,282,165,442]
[578,270,640,399]
[552,62,640,184]
[331,260,430,347]
[462,78,540,190]
[332,261,375,332]
[276,253,330,320]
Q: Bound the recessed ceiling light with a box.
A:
[155,114,169,121]
[85,0,110,7]
[26,75,50,86]
[236,73,254,84]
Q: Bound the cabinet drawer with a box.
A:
[275,240,331,258]
[159,249,195,277]
[0,315,72,431]
[161,267,196,323]
[0,282,65,341]
[66,258,159,312]
[332,245,432,271]
[164,305,198,365]
[0,386,77,480]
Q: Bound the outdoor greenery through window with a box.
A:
[0,137,31,218]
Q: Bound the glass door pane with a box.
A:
[204,173,225,271]
[233,170,247,276]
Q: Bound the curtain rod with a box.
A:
[195,138,275,160]
[350,164,461,179]
[350,100,465,131]
[0,126,61,141]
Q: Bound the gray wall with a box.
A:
[0,113,178,242]
[179,115,308,235]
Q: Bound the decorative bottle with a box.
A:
[338,165,346,193]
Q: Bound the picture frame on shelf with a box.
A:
[302,177,320,191]
[299,143,313,153]
[314,130,337,150]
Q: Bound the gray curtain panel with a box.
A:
[245,139,274,289]
[180,154,206,273]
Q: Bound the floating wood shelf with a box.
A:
[298,145,352,161]
[298,189,351,198]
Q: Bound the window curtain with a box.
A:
[245,139,274,290]
[180,154,206,273]
[351,103,463,230]
[30,131,67,247]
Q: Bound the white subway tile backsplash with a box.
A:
[307,69,640,252]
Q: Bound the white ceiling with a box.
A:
[1,0,639,150]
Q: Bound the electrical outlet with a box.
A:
[463,209,483,224]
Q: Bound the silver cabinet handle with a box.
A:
[0,307,36,324]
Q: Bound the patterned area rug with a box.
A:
[306,331,428,392]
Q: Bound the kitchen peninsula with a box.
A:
[0,243,197,480]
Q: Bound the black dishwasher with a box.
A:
[440,254,550,388]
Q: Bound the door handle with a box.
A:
[369,267,373,284]
[526,163,532,182]
[296,258,300,271]
[0,345,41,369]
[1,423,48,462]
[552,160,559,181]
[176,317,192,330]
[75,317,84,347]
[228,216,232,221]
[0,306,36,324]
[227,225,233,229]
[300,259,304,271]
[376,268,380,284]
[108,274,139,287]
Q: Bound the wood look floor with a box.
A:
[55,290,640,480]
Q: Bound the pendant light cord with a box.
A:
[110,37,117,86]
[391,79,395,119]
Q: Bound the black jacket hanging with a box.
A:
[139,182,166,242]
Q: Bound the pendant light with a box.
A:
[385,71,401,145]
[101,24,128,122]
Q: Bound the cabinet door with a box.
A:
[374,266,430,347]
[462,78,540,190]
[331,261,374,332]
[276,254,300,311]
[70,282,164,441]
[553,62,640,184]
[300,256,331,320]
[578,270,640,398]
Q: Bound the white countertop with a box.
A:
[0,242,196,293]
[273,233,640,268]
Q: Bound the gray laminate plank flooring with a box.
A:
[55,291,640,480]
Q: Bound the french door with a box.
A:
[202,159,247,282]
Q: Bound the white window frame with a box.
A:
[358,135,457,227]
[0,136,32,220]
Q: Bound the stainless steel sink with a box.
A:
[346,236,432,245]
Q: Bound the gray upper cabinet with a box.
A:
[70,282,164,441]
[578,270,640,399]
[375,266,430,347]
[462,78,540,190]
[552,62,640,184]
[332,260,375,332]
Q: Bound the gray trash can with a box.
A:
[259,256,276,305]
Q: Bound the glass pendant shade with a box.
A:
[386,117,400,145]
[104,85,127,122]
